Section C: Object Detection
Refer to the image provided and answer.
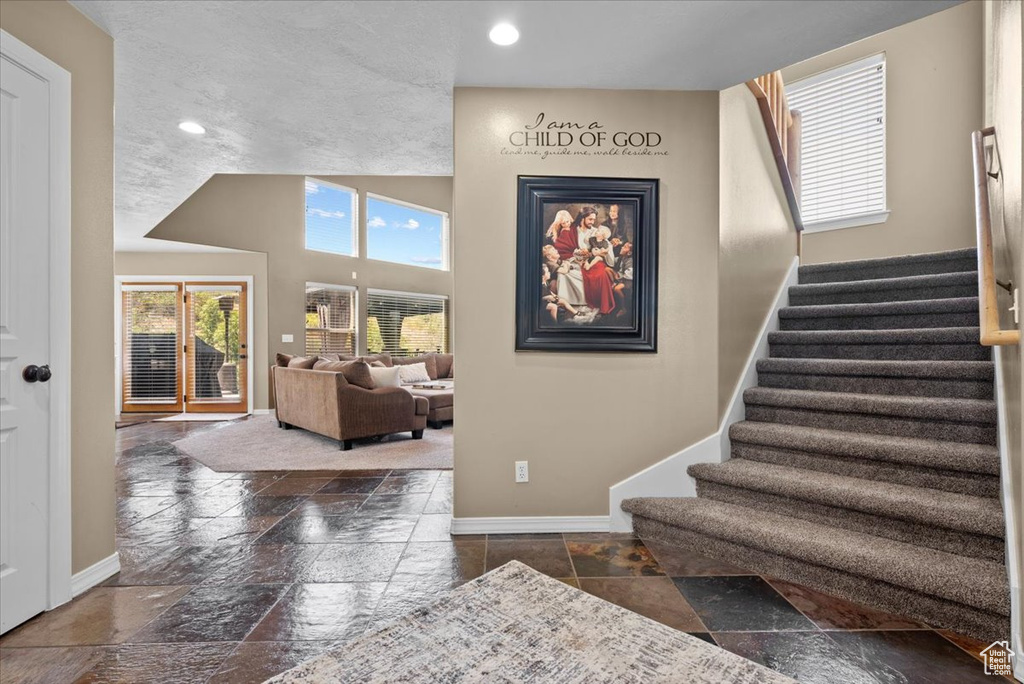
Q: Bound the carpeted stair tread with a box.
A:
[621,497,1009,616]
[788,272,977,305]
[768,327,990,361]
[756,358,994,381]
[798,248,977,284]
[687,460,1004,537]
[768,327,981,346]
[742,387,996,424]
[777,297,978,331]
[728,421,999,475]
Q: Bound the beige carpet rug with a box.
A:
[267,561,795,684]
[173,415,452,471]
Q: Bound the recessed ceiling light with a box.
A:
[489,23,519,46]
[178,121,206,135]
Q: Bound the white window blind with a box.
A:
[366,289,448,357]
[787,54,887,228]
[122,285,181,404]
[305,178,357,256]
[305,283,357,357]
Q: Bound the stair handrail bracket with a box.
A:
[972,127,1020,346]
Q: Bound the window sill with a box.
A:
[801,210,890,234]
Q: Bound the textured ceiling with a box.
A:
[70,0,959,251]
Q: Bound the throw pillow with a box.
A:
[318,353,341,362]
[312,359,374,390]
[370,361,386,367]
[276,352,294,367]
[393,353,438,380]
[397,362,431,384]
[360,353,393,367]
[286,356,317,369]
[433,353,453,380]
[367,365,401,389]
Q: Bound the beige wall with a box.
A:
[114,251,271,410]
[783,2,984,265]
[453,88,720,517]
[984,0,1023,658]
[718,85,798,419]
[0,2,115,574]
[147,175,453,403]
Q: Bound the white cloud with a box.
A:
[399,219,420,230]
[411,256,442,264]
[307,208,345,219]
[304,179,320,194]
[368,216,387,228]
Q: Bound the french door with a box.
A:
[120,281,248,414]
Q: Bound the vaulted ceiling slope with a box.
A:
[70,0,959,251]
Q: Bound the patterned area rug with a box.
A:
[173,414,452,471]
[267,561,795,684]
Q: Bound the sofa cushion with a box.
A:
[360,353,393,367]
[397,362,431,384]
[276,352,294,367]
[405,384,454,410]
[393,353,438,380]
[368,365,402,388]
[286,355,318,369]
[434,353,454,380]
[313,359,374,390]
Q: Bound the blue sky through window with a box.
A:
[305,179,356,255]
[366,195,447,270]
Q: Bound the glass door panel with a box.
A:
[121,284,183,413]
[184,283,247,413]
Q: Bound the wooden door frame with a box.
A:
[184,281,248,413]
[114,275,254,415]
[1,30,73,610]
[118,282,184,413]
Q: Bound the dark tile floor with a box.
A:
[0,419,1005,683]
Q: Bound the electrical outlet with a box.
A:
[515,461,529,483]
[352,271,358,280]
[281,334,294,343]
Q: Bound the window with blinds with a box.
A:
[305,178,357,256]
[787,54,888,230]
[306,283,357,357]
[122,284,181,407]
[366,289,448,357]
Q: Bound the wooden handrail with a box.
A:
[747,72,803,233]
[972,126,1020,346]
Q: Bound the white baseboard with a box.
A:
[71,552,120,597]
[608,257,799,533]
[253,409,273,416]
[450,516,610,535]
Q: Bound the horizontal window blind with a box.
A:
[366,289,448,357]
[122,286,181,404]
[305,178,357,256]
[787,54,886,226]
[306,283,357,357]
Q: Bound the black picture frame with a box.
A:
[515,175,659,352]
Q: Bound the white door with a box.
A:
[0,46,58,633]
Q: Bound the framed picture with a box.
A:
[515,175,659,352]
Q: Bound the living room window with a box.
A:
[305,178,357,256]
[366,289,448,357]
[366,193,449,270]
[305,283,357,356]
[786,53,888,232]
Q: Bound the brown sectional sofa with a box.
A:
[272,363,428,450]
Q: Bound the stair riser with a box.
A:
[768,342,991,362]
[790,283,976,306]
[778,311,977,331]
[744,405,997,445]
[631,517,1009,642]
[730,443,1000,498]
[694,480,1003,561]
[757,372,994,400]
[798,257,977,284]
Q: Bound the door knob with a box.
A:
[23,364,51,383]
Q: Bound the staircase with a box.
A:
[623,247,1010,641]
